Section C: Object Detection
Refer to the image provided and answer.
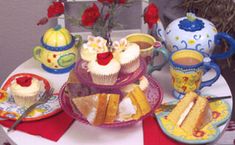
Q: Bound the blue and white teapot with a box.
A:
[155,13,235,59]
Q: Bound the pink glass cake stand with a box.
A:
[74,58,147,89]
[58,75,163,127]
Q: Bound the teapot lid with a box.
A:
[178,13,205,32]
[41,25,75,51]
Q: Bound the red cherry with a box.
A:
[97,52,113,65]
[16,76,33,87]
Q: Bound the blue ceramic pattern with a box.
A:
[40,36,75,52]
[41,63,75,74]
[212,32,235,60]
[178,18,205,32]
[193,34,201,40]
[155,98,231,144]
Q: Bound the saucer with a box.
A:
[155,96,231,144]
[0,73,62,121]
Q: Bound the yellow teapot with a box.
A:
[33,25,82,74]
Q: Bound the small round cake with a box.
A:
[88,52,121,85]
[117,42,140,74]
[80,36,108,62]
[10,76,41,107]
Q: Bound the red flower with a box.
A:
[97,52,113,65]
[47,2,64,18]
[98,0,114,4]
[144,3,159,29]
[118,0,126,4]
[16,76,33,87]
[81,3,100,27]
[212,111,221,119]
[193,130,205,137]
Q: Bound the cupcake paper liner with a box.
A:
[90,72,119,85]
[121,57,140,74]
[12,93,39,107]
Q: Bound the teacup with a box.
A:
[125,33,169,73]
[169,49,221,99]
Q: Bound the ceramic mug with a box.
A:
[125,33,169,74]
[169,49,221,99]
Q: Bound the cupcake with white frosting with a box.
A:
[88,52,121,85]
[113,38,140,74]
[10,76,41,107]
[80,36,108,62]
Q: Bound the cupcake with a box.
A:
[10,76,41,107]
[88,52,121,85]
[113,38,140,74]
[80,36,108,62]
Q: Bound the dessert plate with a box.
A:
[59,75,163,127]
[155,97,231,144]
[75,58,146,89]
[0,73,62,121]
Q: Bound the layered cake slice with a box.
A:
[167,92,212,134]
[72,93,120,125]
[118,86,151,121]
[104,94,120,124]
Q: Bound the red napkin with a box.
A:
[0,111,74,141]
[143,116,186,145]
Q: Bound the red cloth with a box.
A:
[0,111,74,141]
[143,116,186,145]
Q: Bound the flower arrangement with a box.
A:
[37,1,159,51]
[38,1,135,41]
[143,3,159,29]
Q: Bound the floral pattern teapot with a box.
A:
[33,25,82,74]
[155,13,235,60]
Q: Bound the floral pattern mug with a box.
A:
[169,49,221,99]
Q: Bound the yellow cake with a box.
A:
[167,92,212,134]
[118,86,151,121]
[104,94,120,124]
[72,93,120,125]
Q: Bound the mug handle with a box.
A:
[211,32,235,60]
[199,58,221,89]
[33,46,43,62]
[147,45,169,74]
[74,34,83,48]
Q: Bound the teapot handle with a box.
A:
[211,32,235,60]
[33,46,43,62]
[74,34,83,48]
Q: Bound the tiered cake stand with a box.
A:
[59,58,163,127]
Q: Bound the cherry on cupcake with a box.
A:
[97,52,113,65]
[16,76,33,87]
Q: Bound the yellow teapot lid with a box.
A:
[42,25,73,47]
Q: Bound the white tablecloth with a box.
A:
[1,58,233,145]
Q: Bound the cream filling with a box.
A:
[87,107,97,124]
[177,102,194,126]
[117,97,137,121]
